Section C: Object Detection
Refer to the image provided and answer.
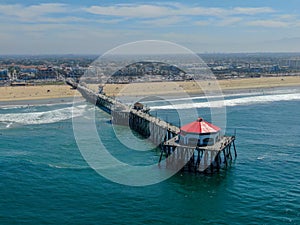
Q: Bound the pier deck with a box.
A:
[161,135,237,173]
[164,135,235,152]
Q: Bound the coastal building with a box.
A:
[17,66,38,80]
[20,66,37,74]
[179,118,221,146]
[36,67,57,79]
[0,69,8,80]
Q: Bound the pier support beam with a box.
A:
[233,140,237,158]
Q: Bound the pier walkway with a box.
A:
[67,79,179,144]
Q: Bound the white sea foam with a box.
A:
[141,92,259,104]
[150,93,300,110]
[0,100,84,110]
[48,163,90,170]
[0,104,32,110]
[6,122,13,128]
[0,105,86,125]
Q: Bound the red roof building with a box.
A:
[179,118,221,146]
[180,117,220,135]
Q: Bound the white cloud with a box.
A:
[195,17,242,27]
[232,7,275,15]
[85,5,171,18]
[195,20,212,26]
[0,3,68,21]
[0,2,299,54]
[246,20,290,28]
[217,17,243,26]
[0,23,72,34]
[0,3,122,24]
[180,6,227,17]
[85,4,275,18]
[25,16,122,24]
[33,16,90,23]
[0,3,284,28]
[277,14,298,20]
[140,16,187,27]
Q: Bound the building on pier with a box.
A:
[133,102,144,111]
[179,118,221,146]
[162,117,236,173]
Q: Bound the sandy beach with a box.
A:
[0,85,76,102]
[99,76,300,96]
[0,76,300,102]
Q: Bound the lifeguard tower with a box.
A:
[179,118,221,146]
[162,117,236,173]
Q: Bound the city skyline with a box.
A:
[1,0,300,54]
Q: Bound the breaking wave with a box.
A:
[0,105,87,125]
[0,100,85,110]
[150,93,300,110]
[141,92,258,104]
[141,88,300,104]
[48,163,90,170]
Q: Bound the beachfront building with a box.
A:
[36,67,57,79]
[179,118,221,146]
[0,69,8,81]
[17,66,37,80]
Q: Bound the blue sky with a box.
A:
[0,0,300,54]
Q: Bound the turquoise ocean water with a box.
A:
[1,87,300,224]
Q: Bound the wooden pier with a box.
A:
[66,79,236,173]
[67,79,179,145]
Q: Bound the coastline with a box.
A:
[0,76,300,104]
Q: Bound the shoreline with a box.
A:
[0,76,300,104]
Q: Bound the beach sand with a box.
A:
[1,76,300,102]
[97,76,300,96]
[0,85,76,102]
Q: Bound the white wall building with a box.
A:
[179,118,221,146]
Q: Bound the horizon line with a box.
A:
[1,52,300,56]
